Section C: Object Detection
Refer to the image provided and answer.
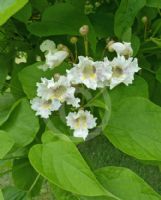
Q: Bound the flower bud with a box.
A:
[79,25,89,36]
[141,16,148,24]
[57,44,64,50]
[70,36,78,44]
[106,40,115,52]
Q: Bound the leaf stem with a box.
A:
[28,174,41,194]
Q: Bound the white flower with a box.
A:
[37,76,80,108]
[15,51,27,64]
[39,40,69,71]
[45,50,68,69]
[109,55,140,89]
[95,58,112,88]
[66,110,97,140]
[67,56,112,90]
[30,97,61,118]
[40,40,56,52]
[110,42,133,57]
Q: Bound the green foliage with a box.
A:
[29,132,118,199]
[0,0,28,25]
[114,0,146,40]
[1,0,161,199]
[27,2,97,51]
[105,97,161,161]
[1,99,39,147]
[95,167,161,200]
[0,131,14,159]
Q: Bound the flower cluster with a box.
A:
[31,39,140,140]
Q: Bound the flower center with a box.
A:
[112,66,123,77]
[82,65,96,79]
[52,86,67,101]
[75,115,87,129]
[42,100,52,109]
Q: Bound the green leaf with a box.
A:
[1,99,39,147]
[95,166,161,200]
[156,66,161,83]
[27,3,97,51]
[0,130,14,159]
[89,11,114,38]
[12,158,42,196]
[146,0,161,8]
[29,132,118,198]
[131,35,140,56]
[31,0,48,12]
[0,0,28,25]
[0,93,17,126]
[52,184,79,200]
[2,186,27,200]
[114,0,146,39]
[0,190,4,200]
[109,76,149,110]
[104,97,161,161]
[13,3,32,23]
[0,55,9,92]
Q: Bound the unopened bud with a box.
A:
[141,16,148,24]
[106,40,115,52]
[79,25,89,36]
[57,44,64,50]
[70,36,78,44]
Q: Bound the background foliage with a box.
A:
[1,0,161,199]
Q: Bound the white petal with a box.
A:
[40,40,56,52]
[45,50,68,68]
[73,129,89,140]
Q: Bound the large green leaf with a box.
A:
[0,130,14,159]
[13,2,32,23]
[104,97,161,161]
[27,3,97,51]
[0,93,17,126]
[109,76,149,110]
[0,0,28,25]
[114,0,146,39]
[95,167,161,200]
[29,132,118,199]
[146,0,161,8]
[53,164,161,200]
[1,99,39,147]
[12,158,42,196]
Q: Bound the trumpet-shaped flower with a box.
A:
[39,40,68,71]
[30,97,61,118]
[110,42,133,57]
[67,56,112,90]
[37,76,80,108]
[66,110,97,140]
[109,55,140,89]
